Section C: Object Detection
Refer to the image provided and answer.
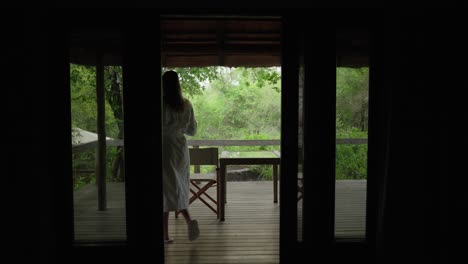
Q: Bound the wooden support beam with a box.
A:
[193,145,200,173]
[162,43,281,55]
[96,51,107,211]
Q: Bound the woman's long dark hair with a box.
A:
[163,70,186,112]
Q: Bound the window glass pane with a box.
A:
[71,64,127,241]
[335,67,368,239]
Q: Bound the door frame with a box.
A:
[51,9,380,264]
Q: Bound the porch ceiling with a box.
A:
[69,18,369,68]
[161,18,281,67]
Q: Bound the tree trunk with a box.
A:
[112,146,124,181]
[106,67,125,181]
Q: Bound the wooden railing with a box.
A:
[188,139,280,147]
[72,138,368,204]
[72,138,367,152]
[187,139,367,173]
[188,138,367,147]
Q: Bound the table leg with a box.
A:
[220,163,226,221]
[273,164,278,203]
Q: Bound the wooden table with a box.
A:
[219,150,281,221]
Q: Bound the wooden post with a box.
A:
[273,164,278,203]
[96,51,107,211]
[193,145,200,173]
[219,162,226,221]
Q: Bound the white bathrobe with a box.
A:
[162,101,197,212]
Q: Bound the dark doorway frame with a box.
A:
[49,9,380,264]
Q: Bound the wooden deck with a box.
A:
[74,180,366,263]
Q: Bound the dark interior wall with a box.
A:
[5,9,28,262]
[430,10,466,264]
[379,11,436,263]
[5,9,52,263]
[377,10,466,264]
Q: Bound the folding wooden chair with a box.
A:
[176,147,220,218]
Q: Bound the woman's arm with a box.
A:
[185,101,197,136]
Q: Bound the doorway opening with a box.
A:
[161,17,281,264]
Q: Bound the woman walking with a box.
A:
[162,70,200,243]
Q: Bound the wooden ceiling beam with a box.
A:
[162,44,280,55]
[162,54,281,67]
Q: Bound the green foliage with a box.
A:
[72,147,124,190]
[70,65,369,187]
[71,64,125,189]
[70,64,121,138]
[336,67,369,180]
[251,165,274,181]
[74,174,96,191]
[104,66,124,138]
[190,67,281,141]
[239,67,281,91]
[162,67,219,98]
[184,67,281,181]
[336,144,368,180]
[163,67,281,98]
[336,67,369,132]
[70,65,97,131]
[72,149,96,190]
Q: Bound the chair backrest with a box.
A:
[189,147,219,166]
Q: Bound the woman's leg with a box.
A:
[179,209,199,241]
[178,209,192,224]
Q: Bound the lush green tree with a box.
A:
[71,64,125,186]
[189,67,281,140]
[70,64,120,137]
[104,66,124,181]
[70,65,369,184]
[162,67,219,97]
[336,67,369,133]
[70,65,97,131]
[336,67,369,180]
[163,67,281,98]
[187,67,281,180]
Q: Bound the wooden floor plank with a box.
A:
[74,180,366,263]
